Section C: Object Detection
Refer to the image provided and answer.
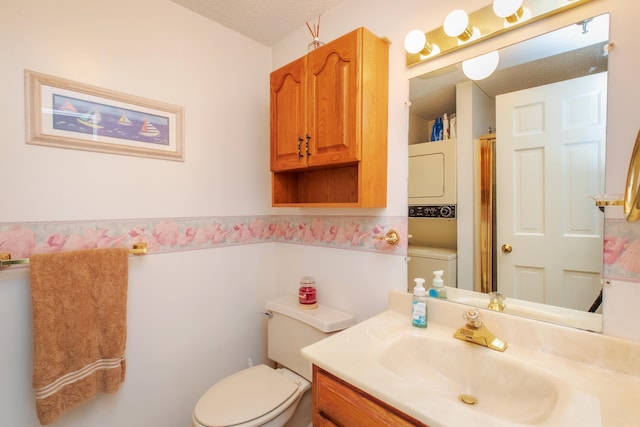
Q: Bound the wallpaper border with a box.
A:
[0,215,408,261]
[603,218,640,282]
[1,216,638,282]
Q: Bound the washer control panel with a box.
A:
[408,205,456,218]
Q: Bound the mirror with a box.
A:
[408,14,609,332]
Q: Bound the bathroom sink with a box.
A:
[301,292,636,427]
[378,332,561,425]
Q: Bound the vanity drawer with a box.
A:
[312,365,427,426]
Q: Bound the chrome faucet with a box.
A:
[453,309,507,352]
[487,292,506,312]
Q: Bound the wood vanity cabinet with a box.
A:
[312,366,428,426]
[269,27,389,207]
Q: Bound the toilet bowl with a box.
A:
[192,296,356,427]
[192,365,310,427]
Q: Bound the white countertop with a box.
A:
[301,291,640,427]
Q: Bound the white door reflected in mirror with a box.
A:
[496,73,607,311]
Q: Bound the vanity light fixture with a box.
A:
[404,0,594,67]
[443,9,480,43]
[462,50,500,80]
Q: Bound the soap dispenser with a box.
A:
[428,270,447,299]
[412,278,427,328]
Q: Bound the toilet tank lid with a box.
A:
[266,296,356,333]
[408,245,457,260]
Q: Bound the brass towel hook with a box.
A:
[373,229,400,246]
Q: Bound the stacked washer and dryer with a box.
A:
[408,139,458,292]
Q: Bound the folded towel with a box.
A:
[29,247,129,425]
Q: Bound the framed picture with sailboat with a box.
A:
[25,70,184,161]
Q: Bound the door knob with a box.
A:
[501,244,512,253]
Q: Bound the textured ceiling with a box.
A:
[169,0,344,46]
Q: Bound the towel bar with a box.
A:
[0,242,147,270]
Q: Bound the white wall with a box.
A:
[0,1,280,426]
[1,1,273,220]
[455,80,496,291]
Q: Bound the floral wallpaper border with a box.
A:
[0,215,408,261]
[604,218,640,282]
[1,216,638,282]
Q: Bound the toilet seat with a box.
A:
[193,364,302,427]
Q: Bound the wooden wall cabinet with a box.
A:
[269,27,389,207]
[312,366,428,426]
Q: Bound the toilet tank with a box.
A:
[407,245,457,292]
[265,296,356,381]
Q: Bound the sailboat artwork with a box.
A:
[27,71,183,160]
[139,119,161,137]
[77,109,104,129]
[118,114,133,126]
[51,93,170,146]
[59,99,77,113]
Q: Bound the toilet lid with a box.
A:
[194,364,298,427]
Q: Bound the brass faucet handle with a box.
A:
[488,292,506,312]
[455,309,508,352]
[463,309,482,328]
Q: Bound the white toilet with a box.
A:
[192,296,356,427]
[407,245,457,292]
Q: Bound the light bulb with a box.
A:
[462,50,500,81]
[493,0,523,20]
[444,9,470,38]
[404,30,427,54]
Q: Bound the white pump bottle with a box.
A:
[428,270,447,299]
[412,278,427,328]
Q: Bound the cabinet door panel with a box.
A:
[307,32,359,166]
[270,58,307,171]
[313,366,427,426]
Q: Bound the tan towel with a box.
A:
[29,247,129,425]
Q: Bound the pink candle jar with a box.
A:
[298,276,317,308]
